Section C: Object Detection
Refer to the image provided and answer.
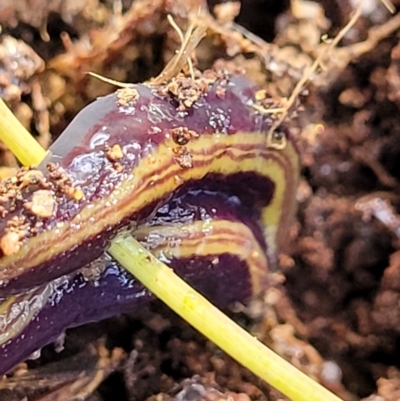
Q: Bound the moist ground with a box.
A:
[1,1,400,400]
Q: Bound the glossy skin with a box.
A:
[0,67,300,375]
[0,71,299,294]
[0,190,267,374]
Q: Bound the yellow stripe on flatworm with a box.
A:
[0,131,299,283]
[263,140,299,260]
[0,295,15,316]
[134,219,268,296]
[0,218,267,348]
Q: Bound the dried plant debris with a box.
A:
[48,0,166,80]
[0,340,126,400]
[2,0,400,400]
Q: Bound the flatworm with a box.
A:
[0,64,300,375]
[0,68,299,295]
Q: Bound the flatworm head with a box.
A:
[0,66,299,294]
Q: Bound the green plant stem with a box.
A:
[0,97,344,401]
[109,235,344,401]
[0,99,47,166]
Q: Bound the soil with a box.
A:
[1,0,400,400]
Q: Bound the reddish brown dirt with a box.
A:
[2,1,400,401]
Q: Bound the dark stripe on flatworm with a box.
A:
[0,188,263,374]
[0,170,275,295]
[0,71,299,296]
[0,253,252,376]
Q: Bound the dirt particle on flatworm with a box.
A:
[114,162,124,173]
[72,187,85,201]
[170,126,199,146]
[0,231,21,256]
[160,73,212,111]
[81,256,108,282]
[19,169,44,188]
[116,87,139,107]
[173,147,193,169]
[106,144,124,162]
[64,185,85,201]
[25,190,55,218]
[46,162,74,194]
[211,257,219,265]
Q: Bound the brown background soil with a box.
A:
[1,0,400,400]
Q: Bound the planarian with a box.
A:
[5,2,396,398]
[0,63,299,376]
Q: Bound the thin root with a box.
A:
[380,0,395,13]
[265,2,364,139]
[167,15,196,80]
[151,20,207,85]
[87,72,133,88]
[88,17,207,88]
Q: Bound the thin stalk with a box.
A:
[0,97,344,401]
[0,99,47,166]
[109,235,344,401]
